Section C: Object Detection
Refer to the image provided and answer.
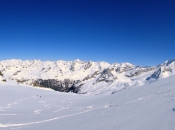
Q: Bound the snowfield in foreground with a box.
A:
[0,76,175,130]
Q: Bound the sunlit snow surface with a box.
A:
[0,76,175,130]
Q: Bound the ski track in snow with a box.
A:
[0,109,92,128]
[53,107,69,113]
[2,88,175,113]
[109,88,175,108]
[2,96,37,109]
[0,96,45,115]
[33,110,42,114]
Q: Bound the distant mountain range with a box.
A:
[0,59,175,94]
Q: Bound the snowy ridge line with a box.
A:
[0,59,175,94]
[0,109,93,128]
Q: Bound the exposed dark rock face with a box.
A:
[2,79,6,82]
[163,59,175,66]
[146,68,161,80]
[33,79,80,93]
[157,60,175,73]
[96,69,116,83]
[126,67,156,77]
[162,67,173,73]
[0,71,3,77]
[16,79,29,84]
[0,71,6,82]
[70,63,75,71]
[13,71,21,76]
[84,61,92,70]
[115,64,135,73]
[83,71,100,81]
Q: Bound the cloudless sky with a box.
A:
[0,0,175,66]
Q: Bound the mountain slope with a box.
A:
[0,74,175,130]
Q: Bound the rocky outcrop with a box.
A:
[84,61,92,70]
[146,68,161,80]
[0,71,6,82]
[70,63,75,71]
[126,67,156,77]
[115,63,135,73]
[32,79,80,93]
[162,67,173,73]
[16,79,29,84]
[13,71,21,76]
[0,71,3,77]
[96,69,117,83]
[1,79,6,82]
[83,71,100,81]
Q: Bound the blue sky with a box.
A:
[0,0,175,66]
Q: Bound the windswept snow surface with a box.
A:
[1,76,175,130]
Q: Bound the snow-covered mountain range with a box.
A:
[0,59,175,94]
